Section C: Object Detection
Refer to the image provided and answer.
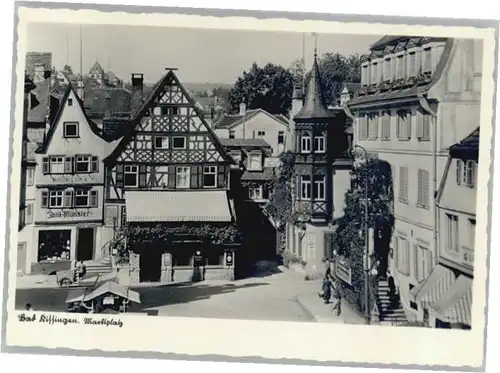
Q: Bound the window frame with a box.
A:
[154,136,169,149]
[446,213,459,254]
[248,152,262,171]
[300,174,312,200]
[229,130,235,139]
[172,136,186,150]
[203,165,217,188]
[314,134,326,153]
[176,166,191,189]
[27,167,35,186]
[300,132,312,153]
[313,175,326,201]
[63,122,79,138]
[49,156,65,174]
[123,165,139,188]
[249,185,264,200]
[49,190,64,208]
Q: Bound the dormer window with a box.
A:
[68,98,73,106]
[229,130,235,139]
[423,48,432,73]
[361,64,370,86]
[314,133,326,153]
[248,152,262,171]
[301,132,312,153]
[409,52,417,77]
[384,58,392,82]
[396,54,406,79]
[371,62,378,85]
[63,122,79,138]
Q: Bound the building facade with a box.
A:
[28,85,119,274]
[286,52,352,276]
[346,36,482,322]
[214,106,289,158]
[420,128,478,329]
[104,68,240,283]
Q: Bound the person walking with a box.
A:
[332,280,342,316]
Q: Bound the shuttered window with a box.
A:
[416,110,430,140]
[417,169,430,208]
[397,110,411,139]
[381,111,391,139]
[368,113,379,139]
[398,166,409,201]
[358,115,368,139]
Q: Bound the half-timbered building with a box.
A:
[30,84,119,275]
[104,68,240,283]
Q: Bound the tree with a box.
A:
[264,151,296,251]
[332,156,394,315]
[228,62,294,116]
[290,53,362,106]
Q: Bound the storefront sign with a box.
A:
[225,252,234,267]
[335,257,352,285]
[193,250,204,267]
[50,174,100,184]
[46,210,93,220]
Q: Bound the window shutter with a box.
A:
[423,170,429,207]
[168,165,176,188]
[198,165,204,188]
[394,237,400,271]
[41,191,48,208]
[405,240,411,275]
[91,156,99,173]
[25,204,33,224]
[416,111,424,139]
[63,189,73,207]
[138,165,147,188]
[42,157,49,174]
[217,165,225,188]
[115,164,124,188]
[64,157,73,174]
[456,160,462,185]
[90,190,98,207]
[403,168,408,200]
[399,166,405,199]
[414,244,419,280]
[190,165,199,188]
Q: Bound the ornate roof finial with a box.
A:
[313,32,318,59]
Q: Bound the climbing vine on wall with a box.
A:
[124,223,242,248]
[332,155,395,315]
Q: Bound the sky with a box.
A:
[26,22,381,84]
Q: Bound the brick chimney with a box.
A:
[131,73,144,110]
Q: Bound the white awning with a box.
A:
[410,264,456,307]
[430,275,473,326]
[125,190,233,223]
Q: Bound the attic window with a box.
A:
[63,122,79,138]
[68,98,73,106]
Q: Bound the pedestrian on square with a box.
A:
[332,280,342,316]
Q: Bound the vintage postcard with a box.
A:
[1,2,498,370]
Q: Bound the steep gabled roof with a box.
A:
[89,61,104,75]
[104,69,235,165]
[449,127,480,161]
[294,54,334,121]
[83,87,132,118]
[213,108,289,130]
[35,85,106,153]
[27,79,51,123]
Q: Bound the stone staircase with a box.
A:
[376,278,408,325]
[83,256,113,277]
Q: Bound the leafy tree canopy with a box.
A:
[289,53,361,107]
[228,62,294,116]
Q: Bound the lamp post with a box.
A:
[351,144,371,324]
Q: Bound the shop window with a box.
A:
[37,229,71,262]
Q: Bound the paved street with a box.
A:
[16,270,324,322]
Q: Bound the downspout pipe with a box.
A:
[417,93,439,265]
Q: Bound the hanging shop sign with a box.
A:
[225,252,234,267]
[193,250,204,267]
[335,257,352,285]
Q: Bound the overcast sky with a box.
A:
[26,23,381,84]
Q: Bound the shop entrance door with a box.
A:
[139,250,162,282]
[77,228,95,261]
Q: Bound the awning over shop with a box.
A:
[430,275,473,326]
[410,264,456,306]
[125,190,233,223]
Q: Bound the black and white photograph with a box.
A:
[1,3,498,370]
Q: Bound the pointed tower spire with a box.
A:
[293,44,333,120]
